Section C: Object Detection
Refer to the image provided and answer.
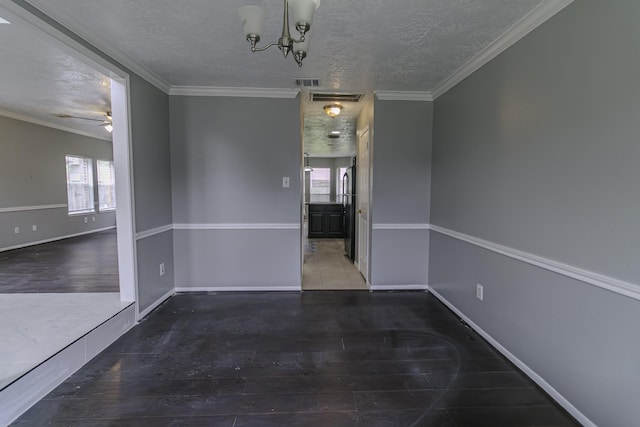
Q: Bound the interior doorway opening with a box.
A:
[0,2,136,392]
[299,92,371,290]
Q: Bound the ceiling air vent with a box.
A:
[295,78,320,87]
[311,92,364,103]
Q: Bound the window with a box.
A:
[65,155,94,214]
[309,167,331,202]
[97,160,116,211]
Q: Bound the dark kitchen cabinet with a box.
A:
[308,204,344,238]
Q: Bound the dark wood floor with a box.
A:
[13,291,578,426]
[0,229,119,293]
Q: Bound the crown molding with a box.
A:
[374,91,434,102]
[21,1,171,94]
[431,0,574,99]
[170,86,300,99]
[0,110,111,141]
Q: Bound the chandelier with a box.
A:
[238,0,320,67]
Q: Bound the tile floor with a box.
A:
[303,239,367,290]
[13,292,579,426]
[0,292,132,390]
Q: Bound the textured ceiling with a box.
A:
[300,92,365,158]
[5,0,550,151]
[26,0,544,91]
[0,5,111,140]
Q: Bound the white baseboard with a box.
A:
[427,287,594,427]
[369,284,429,291]
[0,226,116,253]
[137,288,175,320]
[175,285,301,293]
[0,304,135,426]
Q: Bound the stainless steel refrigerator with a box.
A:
[342,159,356,261]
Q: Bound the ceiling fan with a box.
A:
[55,112,113,132]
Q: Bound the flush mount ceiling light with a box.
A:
[324,104,342,118]
[238,0,320,67]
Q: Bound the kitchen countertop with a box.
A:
[305,201,342,205]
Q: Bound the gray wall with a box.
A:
[170,96,301,288]
[129,75,174,309]
[370,99,432,287]
[0,116,116,250]
[430,1,640,425]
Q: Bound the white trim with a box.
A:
[0,303,136,426]
[170,86,300,99]
[12,1,171,94]
[431,0,574,99]
[0,203,67,213]
[372,223,430,230]
[176,286,301,293]
[0,226,115,253]
[0,109,111,141]
[357,124,370,138]
[137,288,175,319]
[110,75,139,306]
[428,288,594,427]
[174,223,300,230]
[370,284,429,291]
[135,224,173,240]
[430,225,640,301]
[374,91,434,102]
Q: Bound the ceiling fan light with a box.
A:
[238,5,266,40]
[288,0,320,34]
[324,104,342,118]
[103,123,113,133]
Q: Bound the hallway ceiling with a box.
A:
[3,0,559,152]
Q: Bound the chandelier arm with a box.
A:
[251,42,279,52]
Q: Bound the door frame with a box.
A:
[2,0,139,309]
[356,125,372,287]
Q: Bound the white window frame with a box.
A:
[65,155,95,215]
[97,159,116,212]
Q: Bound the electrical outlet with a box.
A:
[32,225,37,231]
[476,283,484,301]
[92,216,96,222]
[14,227,20,234]
[159,262,165,277]
[282,177,290,188]
[83,217,88,224]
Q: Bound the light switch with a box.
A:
[283,177,290,188]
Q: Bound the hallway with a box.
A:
[303,239,367,290]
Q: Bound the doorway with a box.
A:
[0,2,136,391]
[300,93,369,290]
